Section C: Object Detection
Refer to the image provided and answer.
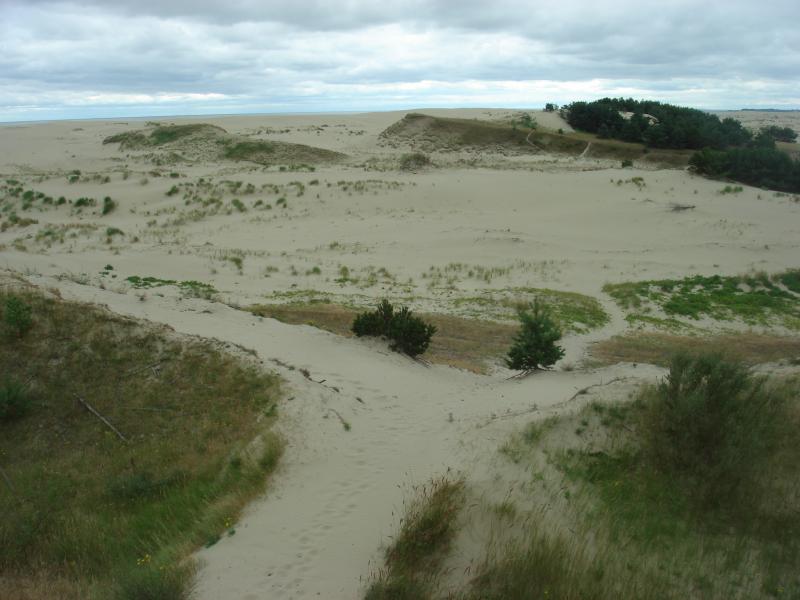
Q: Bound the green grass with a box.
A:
[604,270,800,328]
[0,287,283,599]
[365,476,465,600]
[452,287,609,333]
[551,356,800,597]
[126,275,217,299]
[223,140,276,160]
[103,124,225,150]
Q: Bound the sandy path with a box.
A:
[27,274,649,600]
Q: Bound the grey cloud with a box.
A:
[1,0,799,120]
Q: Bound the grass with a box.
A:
[126,275,217,299]
[603,270,800,328]
[463,354,800,600]
[398,152,431,170]
[223,139,345,165]
[380,113,692,166]
[0,285,283,599]
[104,124,225,149]
[365,476,465,600]
[590,331,800,367]
[552,356,800,598]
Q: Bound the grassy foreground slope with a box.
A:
[365,355,800,599]
[0,282,283,600]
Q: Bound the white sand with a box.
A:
[1,108,798,598]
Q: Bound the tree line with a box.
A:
[562,98,799,192]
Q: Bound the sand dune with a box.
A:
[1,108,799,598]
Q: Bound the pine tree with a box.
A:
[505,300,565,372]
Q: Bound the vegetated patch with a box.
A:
[603,270,800,329]
[126,275,218,299]
[103,124,227,149]
[590,331,800,367]
[0,285,283,599]
[222,139,345,166]
[554,355,800,598]
[365,476,465,600]
[248,302,518,373]
[103,123,346,166]
[459,355,800,600]
[379,113,691,166]
[380,113,535,152]
[398,152,431,171]
[452,287,609,334]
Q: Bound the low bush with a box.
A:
[399,152,431,171]
[388,307,437,357]
[102,196,116,215]
[352,300,436,357]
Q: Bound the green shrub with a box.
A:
[352,300,436,357]
[399,152,431,171]
[505,300,565,371]
[621,159,633,168]
[0,378,31,422]
[640,353,788,512]
[3,295,33,337]
[387,307,436,357]
[74,197,95,208]
[102,196,116,215]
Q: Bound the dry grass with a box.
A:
[0,283,283,599]
[249,303,517,373]
[590,331,800,367]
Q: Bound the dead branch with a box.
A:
[77,396,128,442]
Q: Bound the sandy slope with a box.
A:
[1,108,798,598]
[24,274,653,599]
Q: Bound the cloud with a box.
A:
[1,0,798,120]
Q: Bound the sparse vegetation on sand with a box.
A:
[249,301,516,373]
[603,270,800,329]
[102,123,346,165]
[0,286,283,599]
[398,152,431,171]
[371,354,800,599]
[126,275,218,299]
[103,123,226,149]
[365,476,465,600]
[380,112,692,166]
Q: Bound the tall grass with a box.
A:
[0,287,283,599]
[639,353,790,515]
[365,476,465,600]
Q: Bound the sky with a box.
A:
[1,0,799,122]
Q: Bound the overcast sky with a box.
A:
[1,0,798,121]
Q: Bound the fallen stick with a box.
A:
[77,396,128,442]
[0,465,16,496]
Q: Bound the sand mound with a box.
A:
[103,122,346,165]
[380,113,536,153]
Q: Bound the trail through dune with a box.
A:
[31,276,651,600]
